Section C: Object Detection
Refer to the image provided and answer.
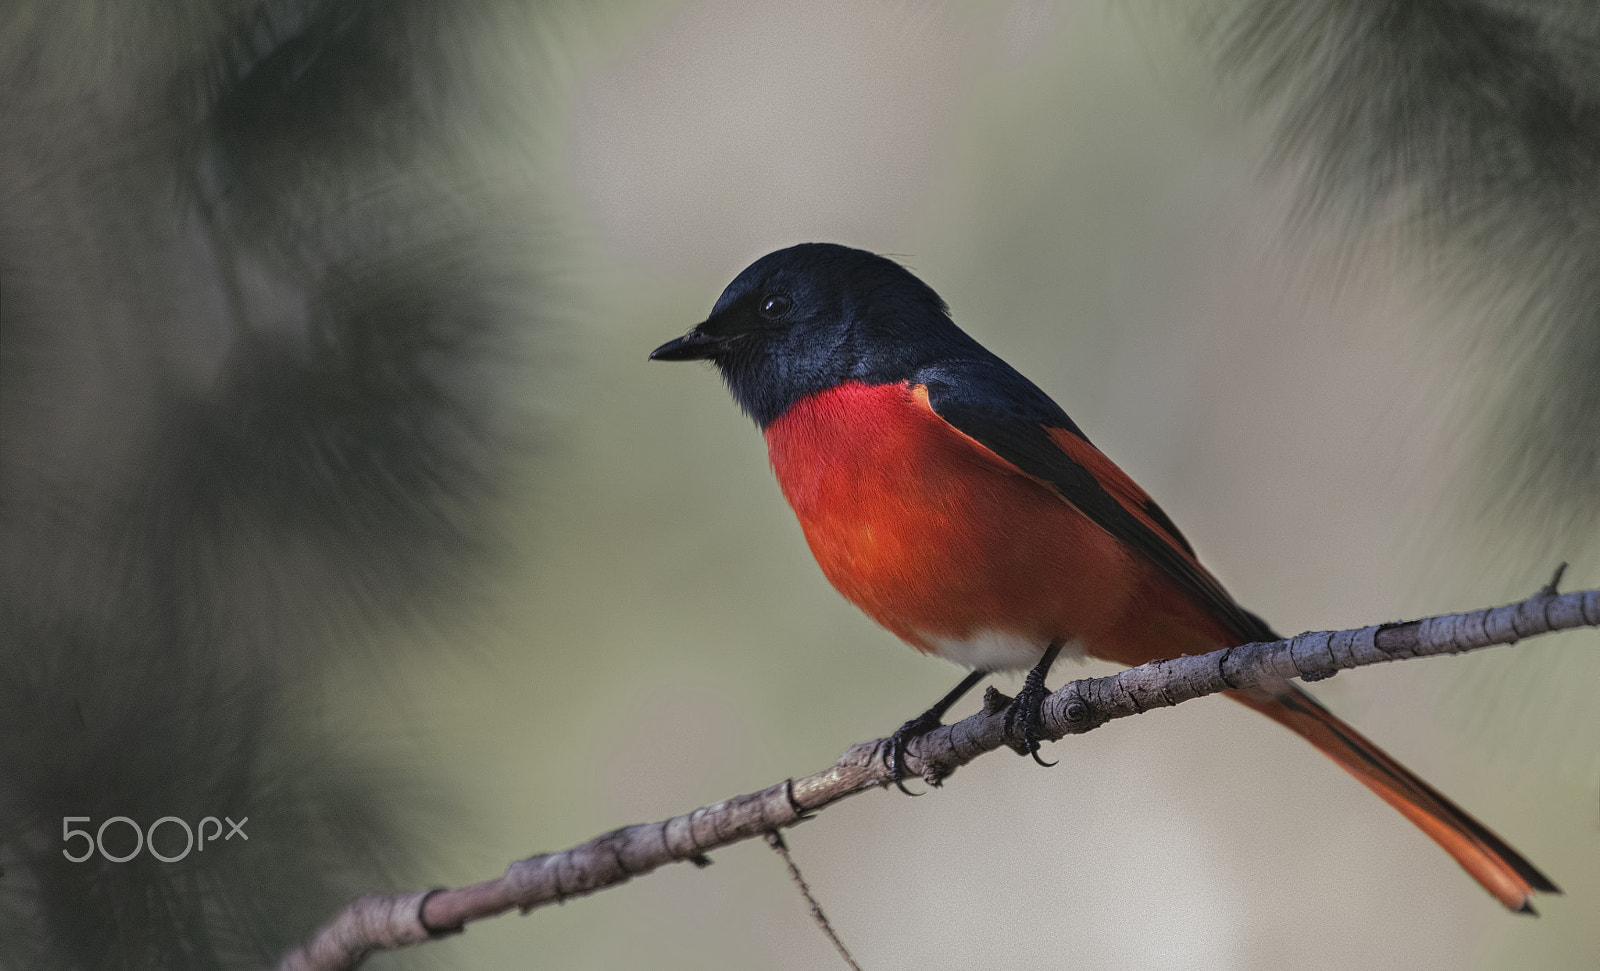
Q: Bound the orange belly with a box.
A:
[764,381,1148,670]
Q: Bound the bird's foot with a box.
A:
[1004,654,1058,767]
[882,710,945,795]
[880,669,989,793]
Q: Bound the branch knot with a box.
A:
[1056,688,1094,733]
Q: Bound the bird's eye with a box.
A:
[758,293,793,319]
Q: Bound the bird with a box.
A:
[649,241,1557,913]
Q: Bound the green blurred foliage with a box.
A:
[1,1,556,966]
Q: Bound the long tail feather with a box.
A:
[1233,683,1559,912]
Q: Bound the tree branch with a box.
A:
[278,580,1599,970]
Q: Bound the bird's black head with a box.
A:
[650,243,979,427]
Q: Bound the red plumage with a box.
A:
[764,380,1221,667]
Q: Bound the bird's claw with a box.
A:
[1004,678,1056,767]
[882,711,944,795]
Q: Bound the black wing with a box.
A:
[918,363,1277,645]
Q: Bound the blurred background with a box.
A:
[3,0,1598,968]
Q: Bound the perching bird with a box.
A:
[650,242,1558,913]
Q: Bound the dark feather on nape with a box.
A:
[1195,0,1600,533]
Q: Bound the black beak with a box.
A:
[649,325,724,362]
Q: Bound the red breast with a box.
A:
[763,380,1156,669]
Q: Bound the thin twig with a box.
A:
[765,830,862,971]
[279,580,1600,970]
